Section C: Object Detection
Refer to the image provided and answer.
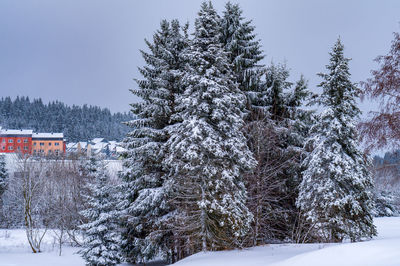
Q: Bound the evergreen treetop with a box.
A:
[220,2,264,93]
[317,38,360,118]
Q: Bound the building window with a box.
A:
[17,139,21,143]
[8,146,13,150]
[49,143,52,146]
[8,139,13,143]
[23,139,28,143]
[24,146,28,151]
[40,143,44,146]
[34,142,37,146]
[1,139,4,143]
[55,143,60,146]
[17,147,21,151]
[2,146,5,150]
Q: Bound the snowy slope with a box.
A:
[173,217,400,266]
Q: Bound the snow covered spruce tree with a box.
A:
[118,20,189,263]
[220,2,264,110]
[164,1,255,253]
[297,39,377,242]
[79,157,120,266]
[0,154,8,223]
[0,154,7,198]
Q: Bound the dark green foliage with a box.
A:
[0,154,7,198]
[245,64,315,243]
[374,191,397,217]
[220,2,264,110]
[0,96,132,141]
[297,39,377,242]
[119,19,189,264]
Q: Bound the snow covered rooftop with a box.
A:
[66,143,77,148]
[32,133,64,139]
[0,129,33,135]
[92,142,108,150]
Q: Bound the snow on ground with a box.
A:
[173,217,400,266]
[0,229,84,266]
[0,217,399,266]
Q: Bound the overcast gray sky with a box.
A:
[0,0,399,113]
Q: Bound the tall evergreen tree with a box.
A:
[220,2,264,110]
[79,157,120,266]
[297,39,377,242]
[118,19,189,263]
[164,1,255,252]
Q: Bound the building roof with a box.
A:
[0,129,33,136]
[32,133,64,139]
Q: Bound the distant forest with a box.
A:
[0,96,134,142]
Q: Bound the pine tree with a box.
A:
[79,157,120,266]
[297,38,377,242]
[0,154,7,199]
[164,1,255,252]
[220,2,264,110]
[118,19,189,263]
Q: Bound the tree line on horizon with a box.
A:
[0,96,133,142]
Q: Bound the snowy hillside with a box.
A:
[173,217,400,266]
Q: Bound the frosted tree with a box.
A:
[220,2,264,110]
[297,39,377,242]
[0,154,7,198]
[79,158,120,266]
[118,19,189,263]
[164,1,255,253]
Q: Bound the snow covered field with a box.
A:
[0,230,84,266]
[173,217,400,266]
[0,217,399,266]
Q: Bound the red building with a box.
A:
[0,129,33,155]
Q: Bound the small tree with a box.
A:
[79,157,120,266]
[12,156,49,253]
[0,154,8,221]
[0,154,7,198]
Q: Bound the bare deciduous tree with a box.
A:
[360,31,400,152]
[14,156,49,253]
